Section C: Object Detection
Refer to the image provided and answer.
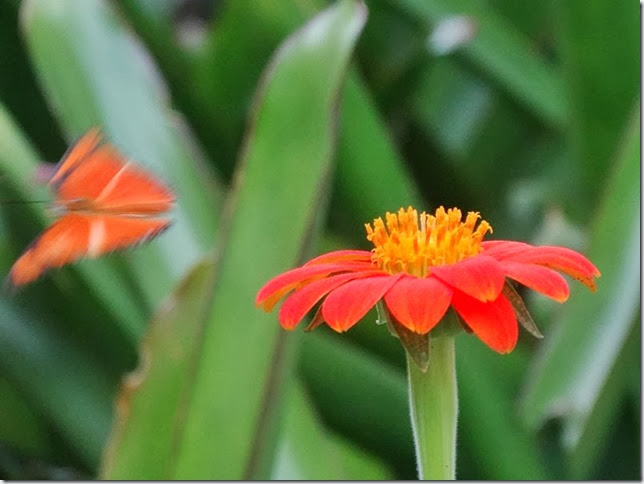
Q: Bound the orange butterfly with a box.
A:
[8,128,175,287]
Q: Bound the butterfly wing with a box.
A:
[49,127,102,185]
[52,130,175,215]
[8,213,171,287]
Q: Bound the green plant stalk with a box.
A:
[407,336,458,480]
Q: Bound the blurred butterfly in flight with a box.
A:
[7,128,175,287]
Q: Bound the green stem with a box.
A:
[407,335,458,480]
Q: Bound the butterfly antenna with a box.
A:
[0,199,49,205]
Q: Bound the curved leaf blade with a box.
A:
[99,0,367,478]
[520,108,640,455]
[172,2,367,477]
[100,259,216,479]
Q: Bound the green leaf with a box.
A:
[0,375,52,460]
[0,0,63,157]
[192,0,313,176]
[568,320,640,478]
[0,103,50,218]
[100,259,216,479]
[101,1,367,478]
[331,70,423,235]
[555,0,639,220]
[394,0,567,128]
[171,2,367,477]
[271,379,394,479]
[118,0,317,179]
[519,107,640,461]
[299,332,415,478]
[455,335,548,479]
[0,298,117,469]
[408,56,540,212]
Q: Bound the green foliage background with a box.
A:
[0,0,639,479]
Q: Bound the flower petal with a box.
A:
[278,271,383,329]
[451,290,518,354]
[256,261,374,311]
[304,250,373,266]
[500,245,600,291]
[384,275,452,334]
[322,274,402,332]
[498,260,570,302]
[482,240,531,259]
[431,255,506,302]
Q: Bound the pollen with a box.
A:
[365,206,492,277]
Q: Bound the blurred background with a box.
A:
[0,0,639,479]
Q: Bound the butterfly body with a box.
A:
[8,128,175,287]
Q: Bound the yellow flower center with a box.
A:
[365,206,492,277]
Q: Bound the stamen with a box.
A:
[365,206,492,277]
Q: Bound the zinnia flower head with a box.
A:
[256,206,600,355]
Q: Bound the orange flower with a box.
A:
[256,207,600,353]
